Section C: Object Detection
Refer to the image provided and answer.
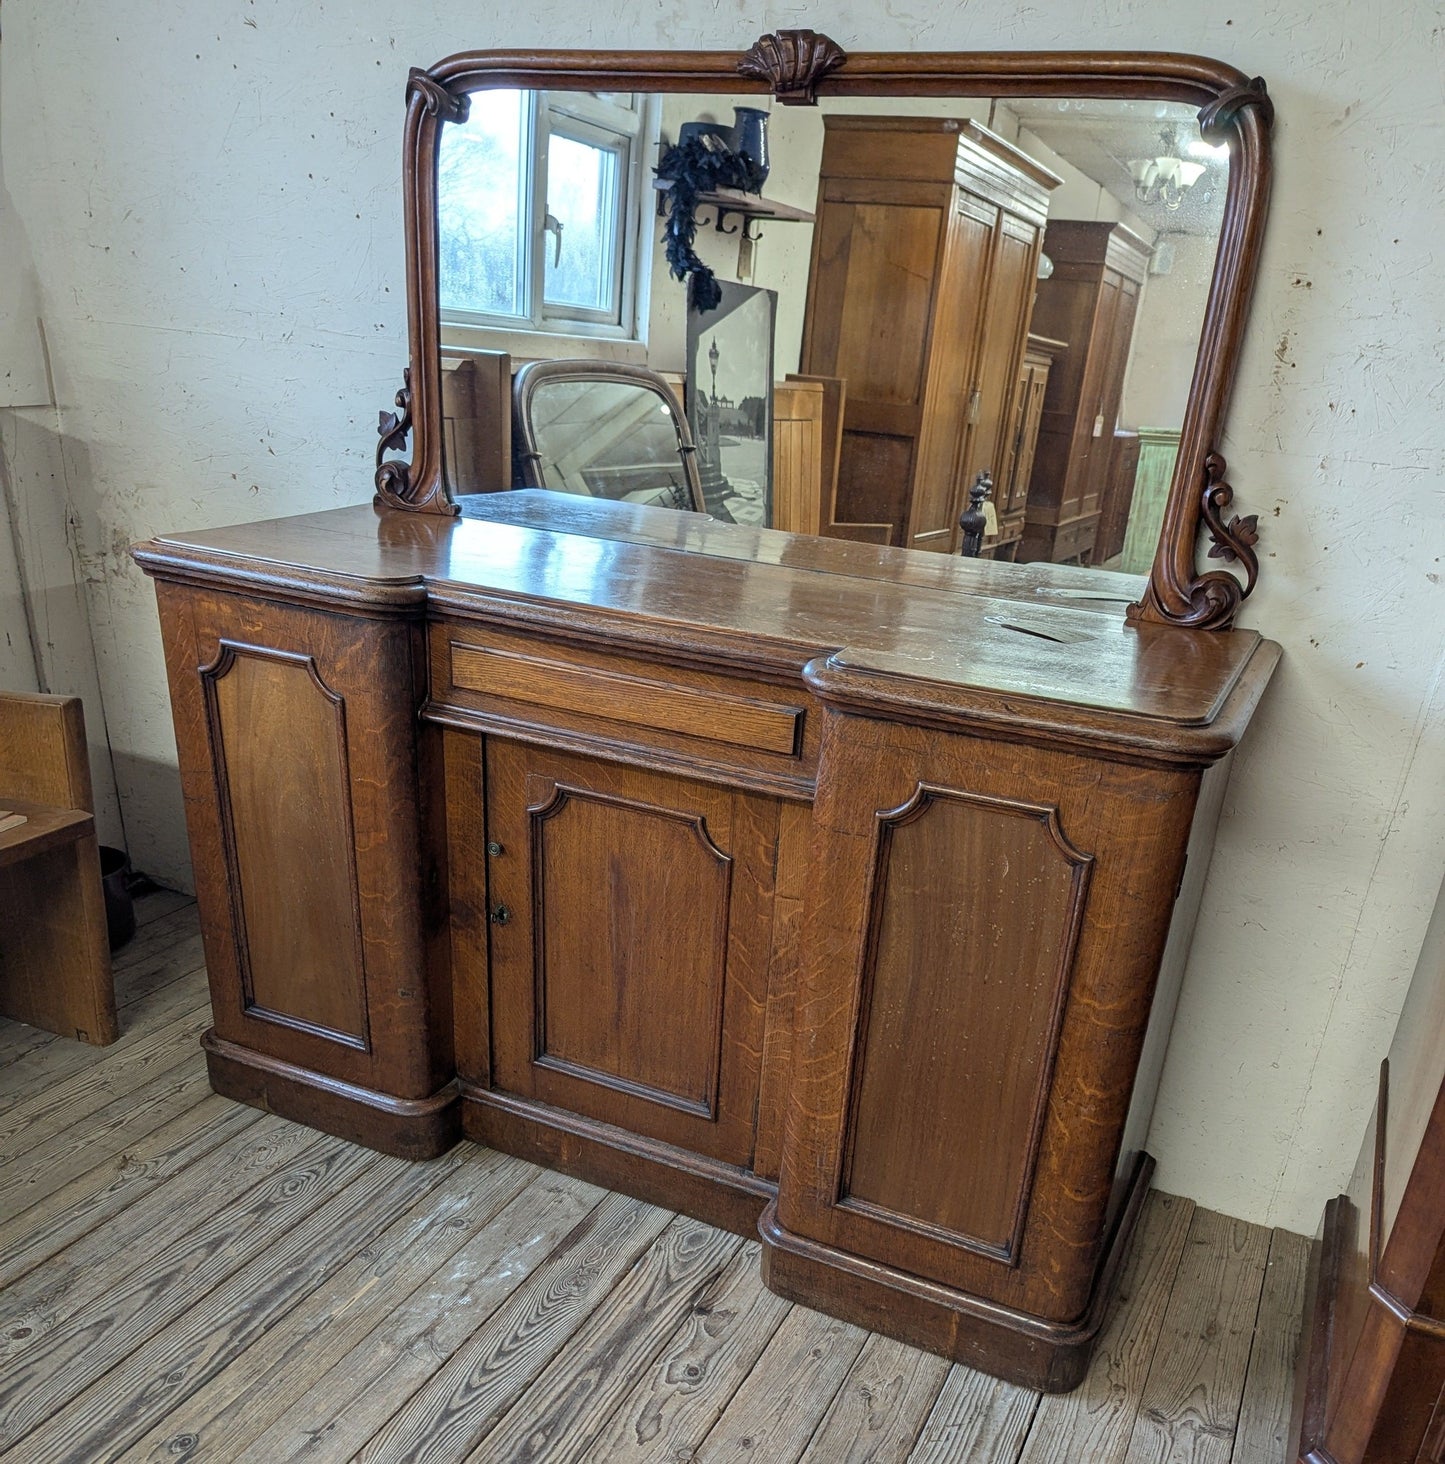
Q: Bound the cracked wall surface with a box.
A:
[0,0,1440,1232]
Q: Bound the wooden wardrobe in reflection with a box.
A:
[1018,220,1151,564]
[799,116,1060,552]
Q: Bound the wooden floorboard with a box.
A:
[1119,1208,1272,1464]
[798,1331,952,1463]
[1231,1229,1311,1464]
[584,1240,792,1460]
[0,900,1307,1463]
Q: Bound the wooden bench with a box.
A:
[0,692,118,1044]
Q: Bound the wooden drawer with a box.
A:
[1053,515,1098,564]
[428,622,818,796]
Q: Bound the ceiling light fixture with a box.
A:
[1126,126,1213,210]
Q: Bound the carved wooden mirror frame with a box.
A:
[376,31,1274,631]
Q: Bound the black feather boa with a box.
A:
[657,136,754,313]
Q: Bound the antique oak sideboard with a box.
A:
[135,492,1277,1390]
[135,34,1282,1391]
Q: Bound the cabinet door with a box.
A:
[802,180,954,547]
[951,210,1041,545]
[1001,360,1049,520]
[907,195,996,552]
[483,740,777,1167]
[1078,270,1140,522]
[778,712,1197,1318]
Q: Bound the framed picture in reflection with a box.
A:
[685,281,776,528]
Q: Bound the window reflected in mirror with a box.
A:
[438,88,1229,574]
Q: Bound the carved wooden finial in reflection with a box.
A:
[1197,76,1273,143]
[407,67,470,124]
[738,30,846,105]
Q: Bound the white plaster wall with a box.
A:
[1123,233,1216,429]
[1,0,1440,1233]
[0,483,40,692]
[0,45,123,840]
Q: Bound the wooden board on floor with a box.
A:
[693,1301,869,1461]
[586,1241,792,1461]
[1016,1190,1196,1464]
[474,1215,742,1461]
[1120,1208,1272,1464]
[799,1332,952,1463]
[1231,1228,1310,1464]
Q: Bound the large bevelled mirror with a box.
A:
[381,37,1273,630]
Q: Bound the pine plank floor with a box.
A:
[0,896,1309,1463]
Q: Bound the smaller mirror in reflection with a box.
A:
[511,363,704,513]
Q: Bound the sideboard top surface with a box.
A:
[137,492,1272,734]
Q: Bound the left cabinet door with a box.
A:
[476,739,778,1169]
[151,582,457,1159]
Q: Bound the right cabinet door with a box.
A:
[482,739,778,1169]
[779,712,1199,1322]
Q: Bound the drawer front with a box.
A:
[430,623,817,795]
[1053,515,1098,564]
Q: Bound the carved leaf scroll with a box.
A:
[375,368,414,509]
[737,29,847,105]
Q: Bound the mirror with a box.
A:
[386,39,1273,629]
[512,361,704,512]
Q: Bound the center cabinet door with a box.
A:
[483,740,778,1168]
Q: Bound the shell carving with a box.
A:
[737,30,847,105]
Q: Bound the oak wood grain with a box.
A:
[137,498,1270,749]
[483,742,776,1169]
[450,641,804,756]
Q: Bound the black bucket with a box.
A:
[99,846,137,952]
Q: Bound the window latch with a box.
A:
[543,212,564,267]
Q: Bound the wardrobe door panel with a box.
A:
[952,212,1042,543]
[908,201,996,550]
